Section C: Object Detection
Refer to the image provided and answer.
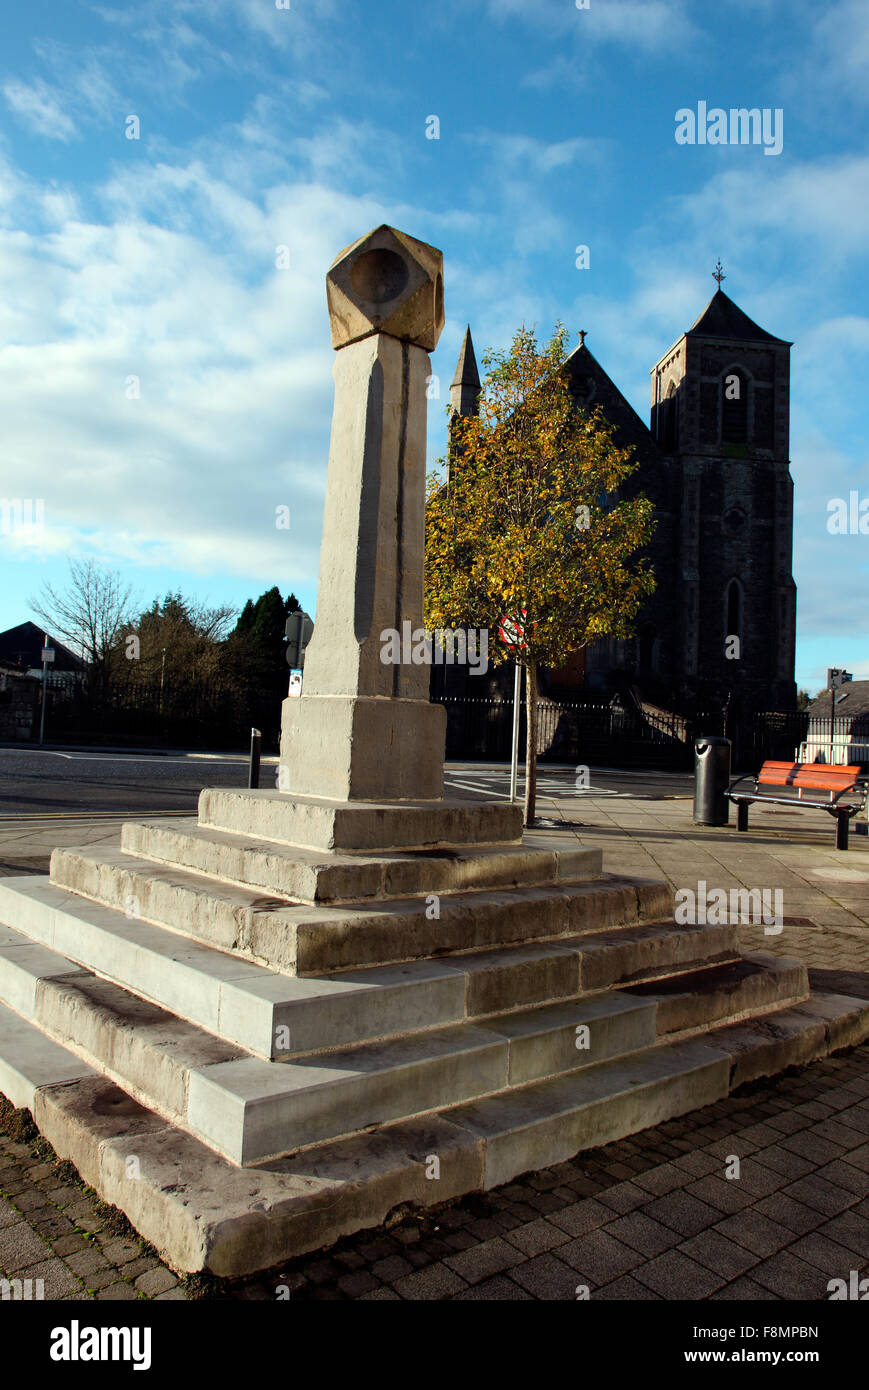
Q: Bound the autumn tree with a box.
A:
[425,323,656,826]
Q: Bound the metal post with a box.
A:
[38,632,49,746]
[248,728,261,789]
[509,663,522,803]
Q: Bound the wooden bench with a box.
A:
[726,761,866,850]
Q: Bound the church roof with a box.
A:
[562,341,663,459]
[687,289,790,346]
[451,326,481,389]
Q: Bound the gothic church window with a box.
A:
[721,369,749,444]
[725,579,743,642]
[659,381,678,450]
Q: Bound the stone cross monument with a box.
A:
[280,224,447,801]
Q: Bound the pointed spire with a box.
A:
[449,325,481,422]
[451,325,480,390]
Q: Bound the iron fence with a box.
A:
[23,678,869,773]
[435,699,869,772]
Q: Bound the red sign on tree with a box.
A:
[499,611,527,649]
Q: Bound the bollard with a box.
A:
[248,728,261,789]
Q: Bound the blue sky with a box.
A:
[0,0,867,694]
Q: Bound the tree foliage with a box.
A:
[31,560,304,747]
[425,323,656,823]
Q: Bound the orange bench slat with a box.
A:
[755,761,861,791]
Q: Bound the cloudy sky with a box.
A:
[1,0,867,693]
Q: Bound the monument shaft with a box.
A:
[280,226,447,801]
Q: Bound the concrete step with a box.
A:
[0,878,735,1059]
[0,997,95,1111]
[184,992,663,1163]
[197,788,525,853]
[173,955,814,1165]
[625,953,809,1038]
[119,818,602,905]
[14,986,868,1274]
[0,937,662,1163]
[0,912,789,1168]
[0,879,464,1059]
[699,992,869,1087]
[49,844,672,972]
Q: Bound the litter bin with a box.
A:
[693,735,732,826]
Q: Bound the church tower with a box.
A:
[650,273,797,708]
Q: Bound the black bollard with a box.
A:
[248,728,262,789]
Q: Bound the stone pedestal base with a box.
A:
[199,787,523,853]
[280,695,446,801]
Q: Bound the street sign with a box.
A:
[41,648,55,664]
[827,668,854,764]
[288,668,303,698]
[828,668,853,692]
[285,611,314,668]
[499,611,526,649]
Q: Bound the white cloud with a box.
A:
[2,79,76,141]
[468,132,604,175]
[0,108,478,604]
[484,0,697,47]
[810,0,869,104]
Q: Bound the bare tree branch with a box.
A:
[30,559,137,675]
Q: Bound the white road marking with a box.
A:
[0,751,246,766]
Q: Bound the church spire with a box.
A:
[449,325,481,419]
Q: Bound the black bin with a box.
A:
[693,736,732,826]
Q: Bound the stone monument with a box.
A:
[0,227,865,1278]
[280,225,447,801]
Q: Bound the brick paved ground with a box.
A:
[1,798,868,1301]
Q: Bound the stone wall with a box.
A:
[0,671,39,740]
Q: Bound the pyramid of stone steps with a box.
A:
[0,788,866,1275]
[1,222,864,1278]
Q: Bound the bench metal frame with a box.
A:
[726,767,866,851]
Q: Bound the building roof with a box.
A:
[0,621,86,672]
[687,289,790,346]
[563,341,664,459]
[806,681,869,721]
[450,326,481,389]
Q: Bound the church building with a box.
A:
[449,274,797,713]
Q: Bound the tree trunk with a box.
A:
[524,660,537,827]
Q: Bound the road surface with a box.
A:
[0,747,692,820]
